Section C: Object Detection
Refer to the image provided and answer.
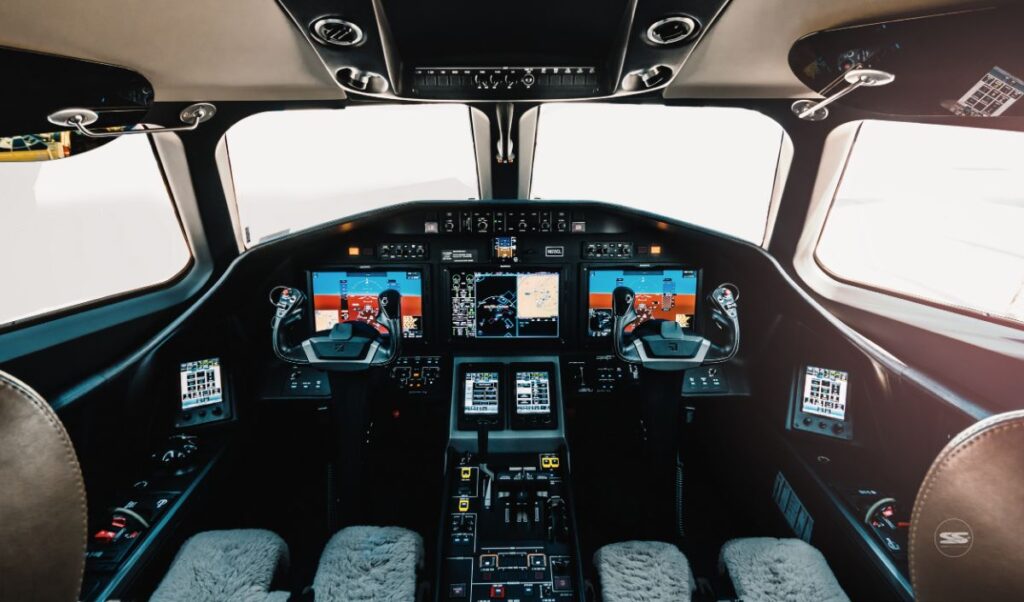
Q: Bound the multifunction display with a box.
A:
[179,358,223,410]
[311,270,424,338]
[588,269,697,337]
[451,270,560,338]
[515,371,552,415]
[464,371,501,416]
[801,366,849,420]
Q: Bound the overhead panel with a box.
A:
[276,0,731,101]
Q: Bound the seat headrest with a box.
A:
[910,409,1024,601]
[0,371,87,602]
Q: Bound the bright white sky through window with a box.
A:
[0,134,190,326]
[817,120,1024,323]
[530,104,786,244]
[226,105,480,247]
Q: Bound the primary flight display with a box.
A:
[311,270,424,338]
[588,268,697,337]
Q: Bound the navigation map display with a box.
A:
[588,269,697,337]
[451,270,560,338]
[312,270,424,338]
[801,366,849,420]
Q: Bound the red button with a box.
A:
[490,584,505,599]
[93,530,117,543]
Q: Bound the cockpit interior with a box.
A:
[2,1,1024,601]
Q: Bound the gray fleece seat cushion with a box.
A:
[150,529,291,602]
[314,525,424,602]
[594,540,694,602]
[719,537,849,602]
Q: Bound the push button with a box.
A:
[448,583,467,598]
[93,530,118,543]
[489,584,505,599]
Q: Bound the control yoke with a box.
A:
[270,286,402,371]
[612,283,739,371]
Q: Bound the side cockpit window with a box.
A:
[816,120,1024,325]
[0,133,192,328]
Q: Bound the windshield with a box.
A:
[224,103,786,248]
[225,105,481,247]
[530,104,787,244]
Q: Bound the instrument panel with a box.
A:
[286,203,727,399]
[306,262,700,347]
[304,208,703,347]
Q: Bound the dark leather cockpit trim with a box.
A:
[0,372,88,601]
[910,409,1024,601]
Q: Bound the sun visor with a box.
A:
[789,5,1024,118]
[0,47,153,138]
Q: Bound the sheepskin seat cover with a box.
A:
[594,540,693,602]
[150,529,290,602]
[719,537,849,602]
[314,525,424,601]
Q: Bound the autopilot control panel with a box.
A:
[266,202,750,403]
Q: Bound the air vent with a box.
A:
[646,16,699,46]
[337,68,389,94]
[310,17,365,47]
[621,65,673,92]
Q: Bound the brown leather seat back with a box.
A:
[0,372,87,602]
[910,409,1024,601]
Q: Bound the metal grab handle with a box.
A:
[47,102,216,138]
[792,69,895,121]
